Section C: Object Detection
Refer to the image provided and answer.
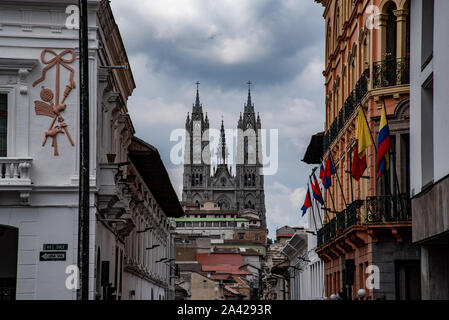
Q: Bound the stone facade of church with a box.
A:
[182,84,267,228]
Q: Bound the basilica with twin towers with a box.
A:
[182,82,267,227]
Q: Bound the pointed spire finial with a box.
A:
[193,81,203,114]
[219,117,227,165]
[247,80,252,106]
[195,81,200,106]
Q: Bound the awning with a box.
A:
[302,131,324,164]
[129,136,184,218]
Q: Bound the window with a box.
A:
[421,76,434,186]
[421,0,434,68]
[238,233,245,240]
[326,23,332,60]
[385,2,397,60]
[0,94,7,157]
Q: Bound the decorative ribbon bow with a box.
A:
[32,49,76,90]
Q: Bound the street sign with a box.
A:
[40,251,66,261]
[43,243,68,251]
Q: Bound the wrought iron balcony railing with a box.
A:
[336,210,346,231]
[346,200,362,228]
[317,228,323,247]
[373,57,410,89]
[316,194,411,248]
[365,193,411,223]
[323,69,369,153]
[330,218,337,238]
[316,200,363,247]
[323,223,330,243]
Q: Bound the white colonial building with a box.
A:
[0,0,183,300]
[287,202,325,300]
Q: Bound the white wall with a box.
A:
[432,0,449,182]
[410,0,449,195]
[0,0,99,300]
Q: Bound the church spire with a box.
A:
[218,118,228,165]
[193,81,202,114]
[245,80,254,112]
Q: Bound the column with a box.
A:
[394,9,409,59]
[377,13,389,61]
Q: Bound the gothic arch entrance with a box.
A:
[0,225,18,300]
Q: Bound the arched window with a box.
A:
[385,2,397,60]
[326,23,332,60]
[334,8,340,50]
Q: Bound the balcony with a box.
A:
[0,157,33,203]
[316,200,364,247]
[365,193,411,223]
[0,157,32,185]
[316,195,411,248]
[373,57,410,89]
[323,69,369,154]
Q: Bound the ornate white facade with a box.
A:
[0,0,182,300]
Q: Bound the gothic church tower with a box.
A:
[182,82,266,228]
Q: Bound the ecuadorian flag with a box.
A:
[377,105,391,177]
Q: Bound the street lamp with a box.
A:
[357,289,366,300]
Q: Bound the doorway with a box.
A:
[396,260,421,300]
[0,225,18,300]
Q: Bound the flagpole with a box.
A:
[349,147,354,202]
[307,182,321,231]
[319,158,336,219]
[309,171,324,228]
[360,105,377,154]
[382,96,402,196]
[328,154,348,208]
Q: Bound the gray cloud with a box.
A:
[110,0,325,238]
[112,0,324,89]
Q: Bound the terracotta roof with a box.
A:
[210,274,233,280]
[224,286,244,296]
[196,253,242,266]
[197,253,251,275]
[232,276,249,287]
[277,233,294,238]
[202,265,251,275]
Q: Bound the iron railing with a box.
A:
[373,57,410,89]
[346,200,362,228]
[365,193,411,223]
[323,69,369,153]
[317,228,323,247]
[336,210,346,231]
[316,200,363,247]
[323,223,330,243]
[330,218,336,238]
[316,195,411,247]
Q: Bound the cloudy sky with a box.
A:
[110,0,326,237]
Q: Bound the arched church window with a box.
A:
[244,174,247,187]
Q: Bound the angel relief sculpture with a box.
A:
[32,49,76,156]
